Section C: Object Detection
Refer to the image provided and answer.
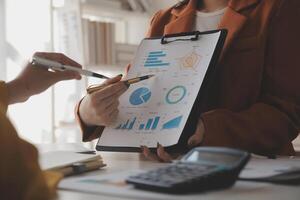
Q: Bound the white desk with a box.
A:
[54,150,300,200]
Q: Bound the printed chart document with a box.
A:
[97,31,226,151]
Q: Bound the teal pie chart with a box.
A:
[166,86,187,104]
[129,87,152,105]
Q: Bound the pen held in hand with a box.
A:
[86,75,155,94]
[31,56,110,79]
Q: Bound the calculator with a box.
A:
[126,147,250,193]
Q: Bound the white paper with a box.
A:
[240,156,300,179]
[39,151,101,170]
[59,170,180,200]
[98,32,221,148]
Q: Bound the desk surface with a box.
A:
[54,150,300,200]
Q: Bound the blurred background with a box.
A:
[0,0,299,149]
[0,0,175,148]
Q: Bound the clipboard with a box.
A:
[96,30,227,153]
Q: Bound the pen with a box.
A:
[59,160,106,177]
[86,74,155,94]
[31,56,110,79]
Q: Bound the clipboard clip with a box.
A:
[161,31,201,44]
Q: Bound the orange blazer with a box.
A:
[0,82,62,200]
[76,0,300,156]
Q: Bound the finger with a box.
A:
[92,95,119,111]
[93,82,128,101]
[188,126,204,148]
[34,52,82,68]
[157,143,173,163]
[108,110,119,123]
[55,70,82,81]
[104,110,119,126]
[34,52,82,80]
[105,100,119,114]
[102,74,123,86]
[100,82,127,102]
[141,146,160,161]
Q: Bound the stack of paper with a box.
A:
[39,151,106,176]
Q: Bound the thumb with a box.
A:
[103,74,123,86]
[55,70,82,82]
[188,121,205,148]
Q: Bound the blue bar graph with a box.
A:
[152,117,160,130]
[144,51,170,68]
[116,117,136,130]
[149,51,164,54]
[139,116,160,131]
[145,118,153,130]
[139,124,145,130]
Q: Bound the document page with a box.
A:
[98,32,221,148]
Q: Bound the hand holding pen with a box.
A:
[78,75,128,127]
[30,54,155,127]
[78,74,154,127]
[7,52,83,104]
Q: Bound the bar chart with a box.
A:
[144,51,170,68]
[115,117,137,130]
[139,116,160,131]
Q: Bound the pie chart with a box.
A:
[129,87,152,105]
[166,86,187,104]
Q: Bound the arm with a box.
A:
[0,52,81,198]
[0,106,62,200]
[6,52,81,105]
[201,0,300,156]
[0,81,9,112]
[76,75,128,142]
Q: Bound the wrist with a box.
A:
[78,97,94,127]
[6,78,30,104]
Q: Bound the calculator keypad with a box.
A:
[127,163,218,188]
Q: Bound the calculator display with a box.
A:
[184,151,241,166]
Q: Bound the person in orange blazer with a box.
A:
[76,0,300,161]
[0,52,82,200]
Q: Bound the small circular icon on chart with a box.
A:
[129,87,152,106]
[166,86,187,104]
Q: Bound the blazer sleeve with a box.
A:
[0,81,9,112]
[76,64,131,142]
[0,106,63,200]
[200,0,300,156]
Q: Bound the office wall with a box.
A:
[0,0,6,80]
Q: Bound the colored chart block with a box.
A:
[144,51,170,68]
[116,117,136,130]
[162,116,183,129]
[139,116,160,131]
[129,87,151,106]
